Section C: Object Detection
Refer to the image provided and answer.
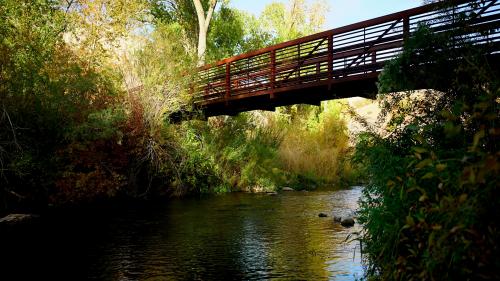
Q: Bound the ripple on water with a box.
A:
[0,187,365,280]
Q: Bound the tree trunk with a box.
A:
[197,21,207,64]
[193,0,216,66]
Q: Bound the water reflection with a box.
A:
[0,187,364,280]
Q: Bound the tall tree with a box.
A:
[192,0,218,64]
[148,0,220,64]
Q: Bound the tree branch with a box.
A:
[205,0,217,31]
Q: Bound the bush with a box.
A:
[355,6,500,280]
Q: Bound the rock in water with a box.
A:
[282,187,294,191]
[341,217,355,227]
[333,216,342,223]
[318,213,328,217]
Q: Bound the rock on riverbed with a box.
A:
[340,217,355,227]
[0,214,39,225]
[331,214,355,227]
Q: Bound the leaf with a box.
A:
[431,224,442,230]
[436,164,447,172]
[450,225,463,234]
[387,180,396,188]
[406,215,415,227]
[421,172,434,179]
[471,129,485,151]
[413,147,427,154]
[428,232,436,247]
[416,158,433,169]
[458,193,468,203]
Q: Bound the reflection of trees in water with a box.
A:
[87,189,364,279]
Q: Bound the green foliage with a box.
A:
[177,101,354,193]
[195,114,285,192]
[260,0,328,42]
[149,0,329,63]
[149,0,200,48]
[206,6,245,60]
[279,102,353,187]
[0,0,180,211]
[0,0,351,215]
[0,0,120,211]
[356,6,500,280]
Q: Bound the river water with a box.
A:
[1,187,364,280]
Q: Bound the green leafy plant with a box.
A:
[355,4,499,280]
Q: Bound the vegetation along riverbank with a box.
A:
[0,0,498,280]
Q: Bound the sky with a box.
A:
[230,0,423,30]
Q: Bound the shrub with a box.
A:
[356,5,500,280]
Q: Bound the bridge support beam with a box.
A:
[301,101,321,106]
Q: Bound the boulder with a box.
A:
[318,213,328,218]
[333,215,342,223]
[282,187,294,191]
[341,217,355,227]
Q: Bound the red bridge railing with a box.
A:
[194,0,500,107]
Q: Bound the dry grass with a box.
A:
[278,103,351,183]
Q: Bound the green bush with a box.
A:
[355,8,499,281]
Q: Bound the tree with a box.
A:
[148,0,220,64]
[260,0,328,43]
[62,0,147,70]
[192,0,218,64]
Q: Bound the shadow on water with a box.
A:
[0,187,364,280]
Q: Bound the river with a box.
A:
[1,187,364,280]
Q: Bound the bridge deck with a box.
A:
[178,0,500,118]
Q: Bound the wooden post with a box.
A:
[225,63,231,100]
[328,35,333,85]
[316,62,320,81]
[403,16,410,42]
[371,52,376,73]
[270,50,276,99]
[297,44,301,78]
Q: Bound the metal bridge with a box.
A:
[175,0,500,119]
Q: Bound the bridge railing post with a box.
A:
[270,50,276,99]
[225,63,231,101]
[297,44,301,78]
[403,16,410,42]
[371,52,376,73]
[328,34,333,83]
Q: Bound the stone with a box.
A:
[341,217,355,227]
[0,214,39,225]
[318,213,328,217]
[333,216,342,223]
[282,187,294,191]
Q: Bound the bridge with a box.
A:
[172,0,500,120]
